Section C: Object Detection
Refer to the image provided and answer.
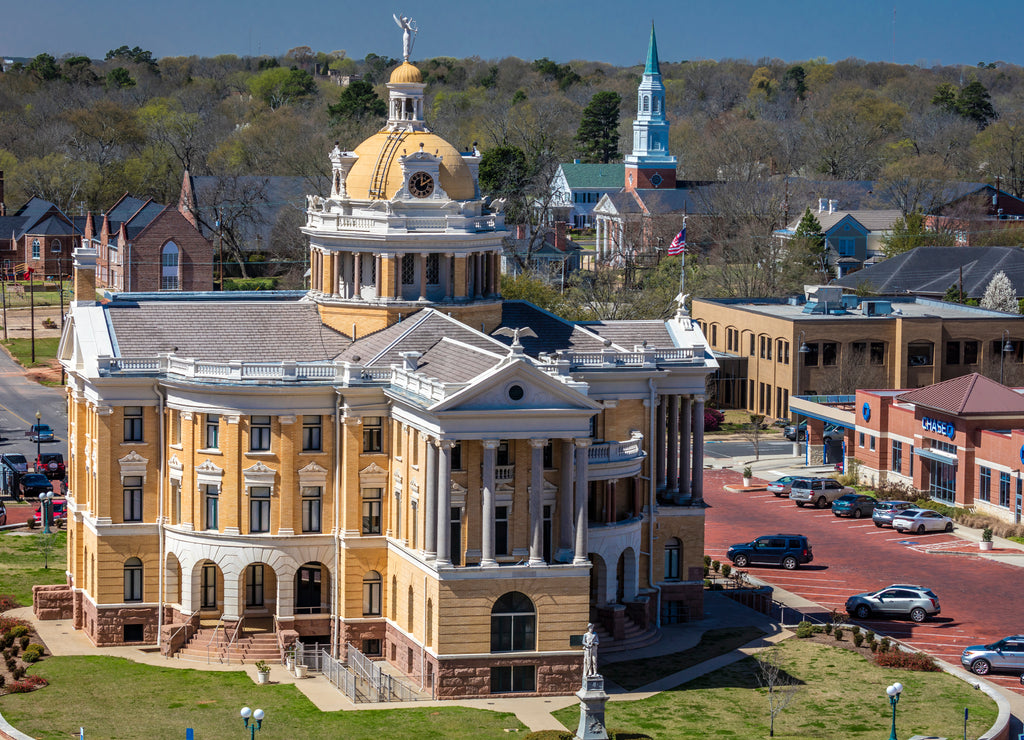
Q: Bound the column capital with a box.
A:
[483,439,501,449]
[574,438,593,449]
[342,416,363,426]
[438,439,456,450]
[528,438,549,449]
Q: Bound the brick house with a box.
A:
[0,190,79,281]
[84,194,213,292]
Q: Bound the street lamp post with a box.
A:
[793,332,811,458]
[240,707,264,740]
[886,682,903,740]
[34,411,42,464]
[40,490,54,535]
[1000,330,1014,385]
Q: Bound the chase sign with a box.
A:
[922,416,955,440]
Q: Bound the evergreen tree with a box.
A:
[791,207,826,277]
[931,80,996,129]
[981,271,1019,313]
[328,80,386,122]
[881,212,954,258]
[574,91,621,164]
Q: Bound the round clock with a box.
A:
[409,171,434,198]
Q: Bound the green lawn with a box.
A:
[1,337,60,367]
[0,528,67,606]
[0,657,525,740]
[554,639,997,740]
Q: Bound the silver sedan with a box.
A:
[891,508,954,534]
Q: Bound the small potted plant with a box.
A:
[293,659,308,679]
[254,660,271,685]
[980,527,994,551]
[742,466,753,487]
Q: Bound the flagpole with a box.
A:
[679,217,686,299]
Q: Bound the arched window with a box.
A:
[642,95,649,112]
[161,241,180,290]
[51,239,61,253]
[124,557,143,602]
[653,96,661,113]
[490,591,535,652]
[664,537,681,580]
[362,571,382,616]
[32,239,40,260]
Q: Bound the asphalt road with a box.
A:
[0,349,67,489]
[703,467,1024,699]
[705,438,796,459]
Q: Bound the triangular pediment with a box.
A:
[244,461,274,474]
[431,358,601,414]
[298,461,328,475]
[119,450,148,465]
[196,459,224,474]
[359,462,388,476]
[168,455,183,471]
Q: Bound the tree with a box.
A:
[783,65,807,100]
[574,91,621,164]
[26,53,61,82]
[478,144,530,222]
[973,112,1024,198]
[327,80,386,122]
[105,45,158,74]
[932,80,995,129]
[875,153,956,216]
[756,646,803,738]
[981,271,1019,313]
[791,207,827,281]
[62,56,98,86]
[249,67,317,109]
[105,67,136,89]
[880,212,953,258]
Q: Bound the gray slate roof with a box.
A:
[106,298,349,361]
[831,246,1024,298]
[579,320,675,348]
[493,301,607,357]
[417,337,504,382]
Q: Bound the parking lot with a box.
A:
[704,467,1024,696]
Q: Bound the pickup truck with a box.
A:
[789,478,855,508]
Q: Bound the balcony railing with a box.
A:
[495,464,515,482]
[588,435,643,464]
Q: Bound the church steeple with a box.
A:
[624,24,677,191]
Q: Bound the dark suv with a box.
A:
[726,534,813,570]
[36,453,66,480]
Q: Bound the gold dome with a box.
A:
[347,131,476,201]
[389,62,423,84]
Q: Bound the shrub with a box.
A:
[704,408,725,432]
[12,665,25,680]
[22,644,43,663]
[42,317,57,328]
[742,466,753,479]
[795,621,815,638]
[721,563,732,578]
[6,674,47,693]
[9,641,19,656]
[224,277,279,291]
[711,560,721,573]
[703,565,709,577]
[824,623,833,635]
[703,555,711,567]
[879,638,891,653]
[853,632,864,647]
[850,625,861,636]
[703,579,712,589]
[0,633,10,650]
[0,674,5,688]
[19,635,29,650]
[5,657,15,672]
[9,625,28,639]
[875,650,940,671]
[865,630,875,641]
[982,527,993,542]
[834,627,844,641]
[870,641,879,652]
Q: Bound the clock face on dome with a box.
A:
[409,171,434,198]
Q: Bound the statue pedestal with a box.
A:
[574,674,609,740]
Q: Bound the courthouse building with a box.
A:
[37,45,716,699]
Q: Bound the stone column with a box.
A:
[573,439,591,565]
[435,440,454,567]
[419,253,428,301]
[474,253,483,299]
[557,439,574,562]
[480,440,499,568]
[605,479,616,524]
[222,570,241,621]
[693,397,705,501]
[444,253,454,301]
[424,439,438,559]
[374,254,382,298]
[353,252,362,300]
[667,395,679,494]
[655,396,666,491]
[680,397,692,496]
[528,438,547,566]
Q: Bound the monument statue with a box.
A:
[582,623,599,677]
[393,13,418,62]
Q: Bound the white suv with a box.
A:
[789,478,854,509]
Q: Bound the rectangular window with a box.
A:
[822,342,838,366]
[426,253,440,284]
[946,341,961,365]
[909,445,914,477]
[249,486,271,533]
[869,436,876,451]
[450,506,462,566]
[363,417,382,452]
[490,666,536,694]
[891,440,902,473]
[302,415,322,451]
[710,324,717,346]
[908,342,934,367]
[204,485,219,530]
[451,441,463,470]
[205,414,219,449]
[964,340,979,365]
[859,432,865,447]
[495,505,509,555]
[803,343,819,367]
[302,486,322,533]
[999,472,1011,507]
[124,406,143,442]
[778,339,789,365]
[870,341,885,365]
[362,488,382,534]
[123,476,143,522]
[250,415,271,452]
[979,467,991,502]
[32,239,40,259]
[749,333,755,356]
[543,442,554,469]
[171,411,182,445]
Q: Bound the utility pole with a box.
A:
[29,268,35,364]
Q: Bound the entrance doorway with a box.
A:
[296,566,322,614]
[245,564,264,607]
[201,563,217,609]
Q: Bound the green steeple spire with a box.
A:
[644,23,660,76]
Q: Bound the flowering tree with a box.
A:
[981,271,1019,313]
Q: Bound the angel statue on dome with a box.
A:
[393,13,418,62]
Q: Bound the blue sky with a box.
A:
[3,0,1023,68]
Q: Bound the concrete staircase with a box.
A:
[593,613,661,655]
[175,624,280,665]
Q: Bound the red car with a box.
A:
[28,499,67,529]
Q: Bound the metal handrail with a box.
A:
[224,616,245,665]
[164,606,202,658]
[204,617,225,664]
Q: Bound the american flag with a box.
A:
[668,225,686,256]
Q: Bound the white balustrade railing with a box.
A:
[588,436,644,464]
[495,464,515,482]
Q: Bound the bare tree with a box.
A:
[742,414,767,460]
[756,646,803,738]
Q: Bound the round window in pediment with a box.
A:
[508,384,525,402]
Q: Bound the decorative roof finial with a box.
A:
[393,13,418,62]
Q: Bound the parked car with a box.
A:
[845,584,941,622]
[831,493,878,519]
[1,453,28,474]
[726,534,813,570]
[891,508,954,534]
[872,501,917,528]
[960,635,1024,676]
[789,478,854,508]
[0,501,6,526]
[28,499,66,529]
[766,476,798,497]
[35,452,65,480]
[783,422,845,442]
[19,473,53,498]
[28,424,55,442]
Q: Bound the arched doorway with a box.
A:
[295,562,326,614]
[589,554,607,610]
